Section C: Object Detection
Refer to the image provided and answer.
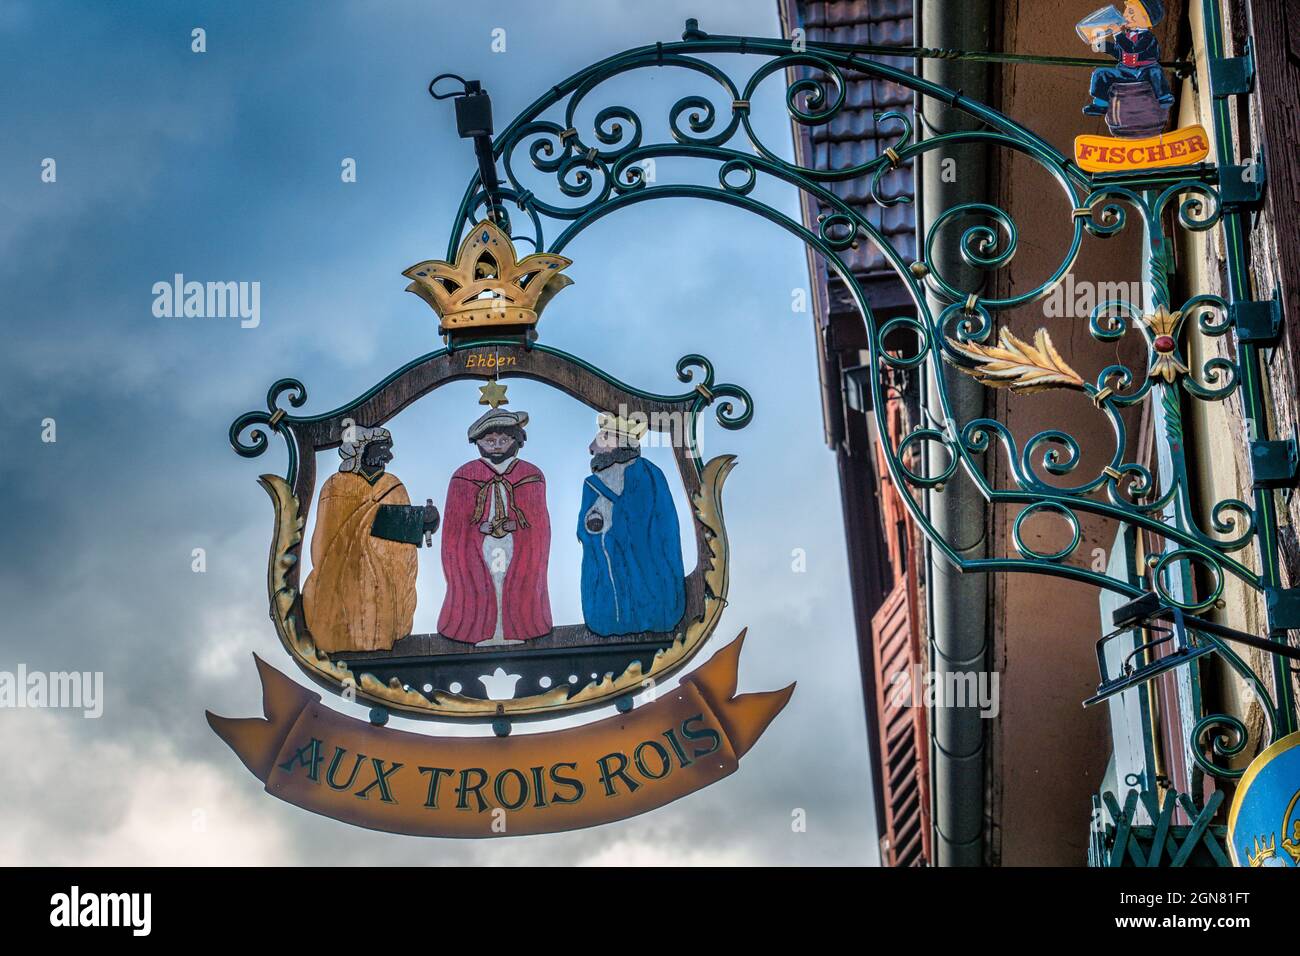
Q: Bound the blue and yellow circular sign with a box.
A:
[1228,731,1300,867]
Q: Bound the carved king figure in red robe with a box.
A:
[438,403,553,644]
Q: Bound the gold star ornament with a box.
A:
[478,381,509,409]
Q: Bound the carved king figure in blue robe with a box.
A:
[577,414,685,636]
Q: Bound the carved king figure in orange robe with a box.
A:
[303,425,439,652]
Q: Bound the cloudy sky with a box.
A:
[1,0,877,865]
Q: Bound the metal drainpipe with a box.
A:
[918,0,993,867]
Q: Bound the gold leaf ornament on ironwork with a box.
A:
[1141,305,1189,383]
[945,327,1086,394]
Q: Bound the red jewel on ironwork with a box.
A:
[1153,335,1176,353]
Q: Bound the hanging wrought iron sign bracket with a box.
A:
[1089,609,1217,707]
[1219,153,1267,210]
[1090,594,1300,706]
[1265,586,1300,632]
[1251,438,1299,490]
[1208,39,1255,98]
[1230,295,1282,345]
[424,11,1300,773]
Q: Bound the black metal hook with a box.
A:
[429,73,504,224]
[428,72,472,100]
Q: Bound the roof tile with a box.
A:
[786,0,918,276]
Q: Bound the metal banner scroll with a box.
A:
[208,633,791,837]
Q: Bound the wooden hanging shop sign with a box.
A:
[216,220,790,837]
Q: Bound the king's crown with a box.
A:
[404,220,573,336]
[1247,833,1276,867]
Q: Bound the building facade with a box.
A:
[781,0,1300,865]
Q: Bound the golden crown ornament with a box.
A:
[404,220,573,339]
[1247,833,1276,867]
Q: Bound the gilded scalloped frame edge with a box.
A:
[233,343,753,720]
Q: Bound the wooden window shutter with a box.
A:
[870,571,932,866]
